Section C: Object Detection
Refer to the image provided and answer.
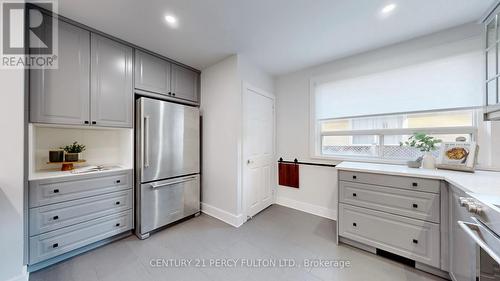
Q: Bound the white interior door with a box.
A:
[243,85,275,218]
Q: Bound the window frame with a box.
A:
[309,81,480,163]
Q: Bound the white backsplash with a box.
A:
[29,125,133,172]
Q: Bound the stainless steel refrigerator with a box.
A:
[135,97,200,239]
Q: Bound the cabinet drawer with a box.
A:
[29,210,132,264]
[339,204,440,268]
[340,181,440,223]
[29,170,132,207]
[339,171,440,194]
[30,190,132,236]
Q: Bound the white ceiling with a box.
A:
[58,0,495,75]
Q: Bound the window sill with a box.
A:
[310,155,409,166]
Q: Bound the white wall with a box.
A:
[0,68,27,281]
[238,55,274,93]
[201,55,241,221]
[275,23,499,220]
[200,54,274,226]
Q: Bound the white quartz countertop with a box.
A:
[29,165,131,181]
[336,161,500,197]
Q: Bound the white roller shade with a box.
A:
[314,51,483,120]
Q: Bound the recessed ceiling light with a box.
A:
[381,4,396,14]
[164,14,178,27]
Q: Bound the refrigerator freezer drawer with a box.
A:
[137,97,200,183]
[138,175,200,235]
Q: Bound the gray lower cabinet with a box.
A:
[338,170,443,270]
[339,171,440,194]
[29,210,132,264]
[134,50,200,103]
[30,20,90,125]
[339,181,440,223]
[28,170,133,267]
[448,186,476,281]
[29,189,133,236]
[29,170,132,208]
[90,34,133,128]
[339,204,440,267]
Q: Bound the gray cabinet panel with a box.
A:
[339,171,440,194]
[30,190,132,236]
[29,210,132,264]
[29,170,132,208]
[339,203,440,268]
[339,181,440,223]
[135,50,171,95]
[30,20,90,125]
[91,34,133,128]
[171,63,199,102]
[449,186,476,281]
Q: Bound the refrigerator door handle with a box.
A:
[144,115,150,168]
[150,176,198,189]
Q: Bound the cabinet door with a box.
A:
[134,50,171,95]
[171,64,199,102]
[30,20,90,125]
[449,187,476,281]
[90,34,133,128]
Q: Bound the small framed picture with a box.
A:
[436,142,478,172]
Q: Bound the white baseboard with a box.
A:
[201,203,246,227]
[275,197,337,220]
[5,267,29,281]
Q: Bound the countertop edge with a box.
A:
[29,167,133,181]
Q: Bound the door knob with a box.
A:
[247,159,254,164]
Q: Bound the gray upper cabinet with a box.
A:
[171,64,199,102]
[30,18,135,128]
[91,34,133,128]
[135,50,199,103]
[30,20,91,125]
[135,50,171,95]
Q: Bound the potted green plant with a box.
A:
[60,141,86,162]
[400,133,441,169]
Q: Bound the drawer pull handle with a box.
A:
[412,239,418,244]
[412,182,418,187]
[352,175,357,180]
[53,215,59,220]
[53,243,59,248]
[412,203,418,208]
[115,201,120,205]
[352,193,357,197]
[115,223,120,227]
[352,222,357,227]
[116,180,121,184]
[53,189,59,193]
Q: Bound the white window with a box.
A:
[310,46,483,162]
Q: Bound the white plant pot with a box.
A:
[422,152,436,169]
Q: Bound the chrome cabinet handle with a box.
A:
[151,176,198,189]
[143,116,150,168]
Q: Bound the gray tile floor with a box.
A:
[30,205,445,281]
